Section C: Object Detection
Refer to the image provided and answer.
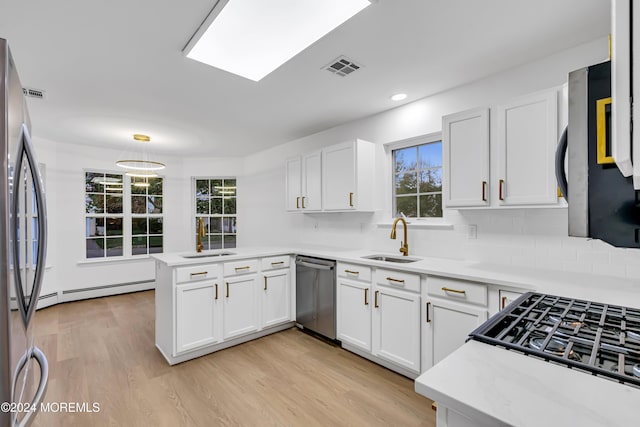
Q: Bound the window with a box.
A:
[392,139,443,218]
[195,178,237,249]
[85,171,164,259]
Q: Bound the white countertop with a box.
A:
[152,245,640,308]
[415,340,640,427]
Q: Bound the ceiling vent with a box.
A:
[324,56,362,77]
[22,87,45,100]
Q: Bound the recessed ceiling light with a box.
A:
[391,93,407,101]
[183,0,373,82]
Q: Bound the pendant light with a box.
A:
[116,134,166,177]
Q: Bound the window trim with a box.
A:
[191,176,238,250]
[382,132,452,226]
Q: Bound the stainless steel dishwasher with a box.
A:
[295,256,336,340]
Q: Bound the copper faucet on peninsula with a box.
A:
[390,217,409,256]
[196,218,205,253]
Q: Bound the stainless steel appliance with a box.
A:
[295,256,336,340]
[469,292,640,389]
[556,60,640,248]
[1,38,49,427]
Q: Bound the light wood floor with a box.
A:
[31,290,436,426]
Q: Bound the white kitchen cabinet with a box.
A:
[175,279,222,354]
[223,274,259,340]
[322,139,375,211]
[443,107,490,207]
[499,289,523,311]
[372,285,421,373]
[496,88,559,205]
[262,269,291,328]
[285,152,322,212]
[337,277,372,352]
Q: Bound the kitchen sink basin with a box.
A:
[361,254,420,263]
[182,252,236,259]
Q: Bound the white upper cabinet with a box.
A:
[443,107,490,207]
[496,88,559,206]
[322,139,375,211]
[285,157,302,211]
[285,152,322,212]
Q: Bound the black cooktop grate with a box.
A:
[468,292,640,388]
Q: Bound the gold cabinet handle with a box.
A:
[235,266,251,271]
[264,276,268,291]
[190,271,208,278]
[296,196,300,209]
[386,277,405,284]
[374,290,379,308]
[482,181,487,201]
[499,179,505,201]
[426,302,431,323]
[364,288,369,305]
[344,269,359,275]
[442,287,466,295]
[501,296,507,309]
[226,282,229,298]
[349,192,354,207]
[271,261,284,266]
[301,196,306,208]
[215,283,218,300]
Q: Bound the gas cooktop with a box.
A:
[468,292,640,388]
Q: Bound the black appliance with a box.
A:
[468,292,640,389]
[556,61,640,248]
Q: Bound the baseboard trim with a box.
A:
[59,280,155,303]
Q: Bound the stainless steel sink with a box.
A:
[361,254,420,263]
[182,252,236,259]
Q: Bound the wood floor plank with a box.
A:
[30,290,435,427]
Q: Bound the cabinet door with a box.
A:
[302,151,322,211]
[223,275,259,340]
[373,286,421,373]
[337,278,371,351]
[175,280,221,354]
[262,270,291,328]
[285,157,302,211]
[426,299,487,367]
[499,289,523,311]
[496,89,558,205]
[322,141,356,210]
[443,108,490,207]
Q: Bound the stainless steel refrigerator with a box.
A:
[0,38,48,427]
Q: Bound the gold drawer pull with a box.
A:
[235,266,251,271]
[374,290,379,308]
[349,192,354,207]
[271,261,284,266]
[301,196,306,208]
[386,277,405,284]
[364,288,369,305]
[190,271,208,277]
[345,269,359,275]
[296,197,300,209]
[215,283,218,300]
[442,287,466,295]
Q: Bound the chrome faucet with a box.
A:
[390,216,409,256]
[196,218,205,253]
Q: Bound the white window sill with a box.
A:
[77,255,155,265]
[376,220,454,230]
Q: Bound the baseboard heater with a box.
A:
[61,279,155,295]
[10,292,57,303]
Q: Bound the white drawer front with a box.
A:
[223,259,259,276]
[427,276,488,306]
[374,269,420,293]
[337,262,372,282]
[261,255,291,271]
[176,264,219,283]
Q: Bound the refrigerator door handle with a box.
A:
[555,126,569,202]
[11,123,48,328]
[12,347,49,427]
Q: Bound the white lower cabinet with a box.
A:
[337,277,372,352]
[223,274,259,340]
[175,279,222,354]
[372,285,421,373]
[262,269,291,328]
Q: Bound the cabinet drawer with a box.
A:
[337,262,372,282]
[261,255,290,271]
[223,259,259,276]
[427,276,487,306]
[176,264,219,283]
[374,269,420,293]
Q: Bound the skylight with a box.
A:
[183,0,372,82]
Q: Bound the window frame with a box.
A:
[384,132,449,224]
[192,176,238,250]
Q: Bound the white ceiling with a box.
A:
[0,0,610,156]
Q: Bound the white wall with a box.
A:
[241,37,640,281]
